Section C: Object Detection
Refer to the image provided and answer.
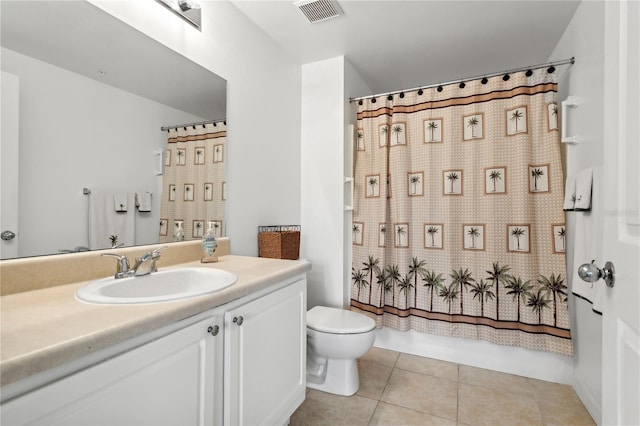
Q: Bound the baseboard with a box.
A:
[573,376,602,425]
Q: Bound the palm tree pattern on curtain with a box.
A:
[350,69,570,356]
[159,122,227,242]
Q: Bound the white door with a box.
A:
[601,1,640,425]
[0,71,20,259]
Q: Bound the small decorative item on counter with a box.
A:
[201,222,218,263]
[258,225,300,260]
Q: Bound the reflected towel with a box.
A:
[89,190,136,250]
[571,166,603,313]
[136,192,152,212]
[574,168,593,211]
[563,175,576,211]
[114,192,128,212]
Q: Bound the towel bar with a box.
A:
[561,96,579,145]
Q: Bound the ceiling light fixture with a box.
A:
[155,0,202,30]
[178,0,200,11]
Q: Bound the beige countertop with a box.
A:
[0,255,311,388]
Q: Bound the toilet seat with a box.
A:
[307,306,375,334]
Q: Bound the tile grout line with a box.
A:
[373,352,463,424]
[364,350,399,425]
[297,349,592,426]
[366,400,381,425]
[525,377,550,425]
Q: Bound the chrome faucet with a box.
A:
[101,246,167,279]
[132,246,167,276]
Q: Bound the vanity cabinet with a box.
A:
[1,275,307,426]
[1,313,224,425]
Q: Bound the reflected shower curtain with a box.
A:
[350,69,571,356]
[159,122,226,242]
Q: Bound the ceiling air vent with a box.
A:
[294,0,343,24]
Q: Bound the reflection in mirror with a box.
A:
[156,0,202,30]
[159,121,227,243]
[0,1,226,259]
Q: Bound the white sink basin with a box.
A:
[76,267,238,304]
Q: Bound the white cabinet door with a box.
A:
[224,279,306,426]
[1,315,224,426]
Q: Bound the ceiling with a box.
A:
[0,1,580,115]
[231,0,581,95]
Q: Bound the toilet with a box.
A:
[306,306,376,396]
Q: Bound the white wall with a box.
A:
[1,47,199,257]
[344,60,372,304]
[301,57,346,309]
[90,1,301,256]
[300,56,371,309]
[549,1,605,423]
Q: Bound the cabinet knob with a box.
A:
[233,316,244,326]
[207,325,219,336]
[1,230,16,241]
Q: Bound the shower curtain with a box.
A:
[159,122,226,242]
[351,68,571,356]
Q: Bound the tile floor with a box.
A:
[291,347,595,426]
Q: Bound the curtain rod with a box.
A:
[83,187,152,196]
[350,57,575,103]
[160,118,226,132]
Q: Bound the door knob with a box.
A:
[233,316,244,326]
[578,260,615,288]
[207,325,219,336]
[1,230,16,241]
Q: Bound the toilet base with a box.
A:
[306,358,360,396]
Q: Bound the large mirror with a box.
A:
[0,1,227,259]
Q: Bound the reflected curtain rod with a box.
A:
[83,188,152,196]
[160,118,226,132]
[350,57,575,103]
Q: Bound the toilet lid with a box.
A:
[307,306,376,334]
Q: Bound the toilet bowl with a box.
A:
[306,306,376,396]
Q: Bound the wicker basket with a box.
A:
[258,225,300,260]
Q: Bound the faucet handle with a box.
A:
[101,253,131,278]
[151,245,168,258]
[150,246,168,272]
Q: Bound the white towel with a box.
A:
[563,175,576,211]
[89,191,136,250]
[136,192,152,212]
[571,166,603,313]
[574,168,593,211]
[114,192,128,212]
